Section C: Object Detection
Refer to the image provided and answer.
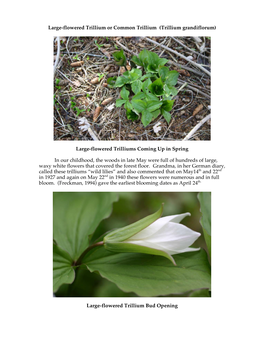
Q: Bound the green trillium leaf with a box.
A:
[120,86,130,100]
[198,192,211,260]
[83,248,211,297]
[131,80,143,94]
[136,50,168,73]
[131,99,147,112]
[105,242,176,265]
[113,49,179,127]
[189,289,211,297]
[142,78,152,93]
[53,244,75,292]
[53,192,118,292]
[131,55,143,67]
[124,101,133,111]
[145,92,159,101]
[198,192,211,236]
[112,50,127,66]
[116,99,127,107]
[147,100,163,112]
[159,66,170,81]
[140,73,153,82]
[165,70,179,86]
[132,92,146,100]
[106,77,117,88]
[104,205,163,243]
[126,109,138,121]
[130,68,142,78]
[164,84,178,97]
[115,75,129,87]
[141,109,153,127]
[148,78,164,96]
[161,99,174,111]
[151,109,161,119]
[53,192,118,260]
[161,109,171,124]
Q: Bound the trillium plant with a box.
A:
[104,210,201,265]
[53,193,211,297]
[108,49,179,127]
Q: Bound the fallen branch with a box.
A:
[53,37,60,76]
[182,114,211,141]
[177,79,210,98]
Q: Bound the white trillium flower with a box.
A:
[104,207,201,265]
[124,212,201,255]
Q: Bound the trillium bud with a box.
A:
[104,206,201,265]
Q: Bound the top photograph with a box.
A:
[53,36,211,141]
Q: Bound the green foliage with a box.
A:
[75,107,86,117]
[55,78,61,90]
[94,39,104,50]
[198,192,211,261]
[107,76,117,88]
[113,49,179,126]
[97,73,105,81]
[84,248,211,297]
[112,49,127,66]
[53,192,211,297]
[69,96,86,116]
[53,192,118,292]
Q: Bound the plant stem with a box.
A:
[74,241,104,266]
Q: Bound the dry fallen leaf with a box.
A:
[90,77,100,84]
[193,104,203,116]
[70,61,84,67]
[72,80,81,87]
[177,69,190,77]
[104,64,112,72]
[107,103,115,111]
[120,66,126,74]
[101,97,113,106]
[93,106,101,122]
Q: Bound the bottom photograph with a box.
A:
[53,192,211,297]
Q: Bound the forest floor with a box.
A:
[53,36,211,141]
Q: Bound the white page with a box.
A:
[2,2,263,340]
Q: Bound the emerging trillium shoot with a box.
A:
[104,206,201,265]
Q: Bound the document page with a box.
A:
[2,3,263,341]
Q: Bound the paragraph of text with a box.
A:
[39,157,225,187]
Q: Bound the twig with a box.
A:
[171,37,198,55]
[177,79,210,98]
[56,69,76,86]
[167,59,204,77]
[171,37,210,60]
[115,41,137,56]
[53,37,60,76]
[143,37,211,77]
[177,82,188,93]
[182,114,211,141]
[87,123,99,141]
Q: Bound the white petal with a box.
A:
[127,220,201,255]
[150,222,201,247]
[128,212,191,240]
[172,247,200,254]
